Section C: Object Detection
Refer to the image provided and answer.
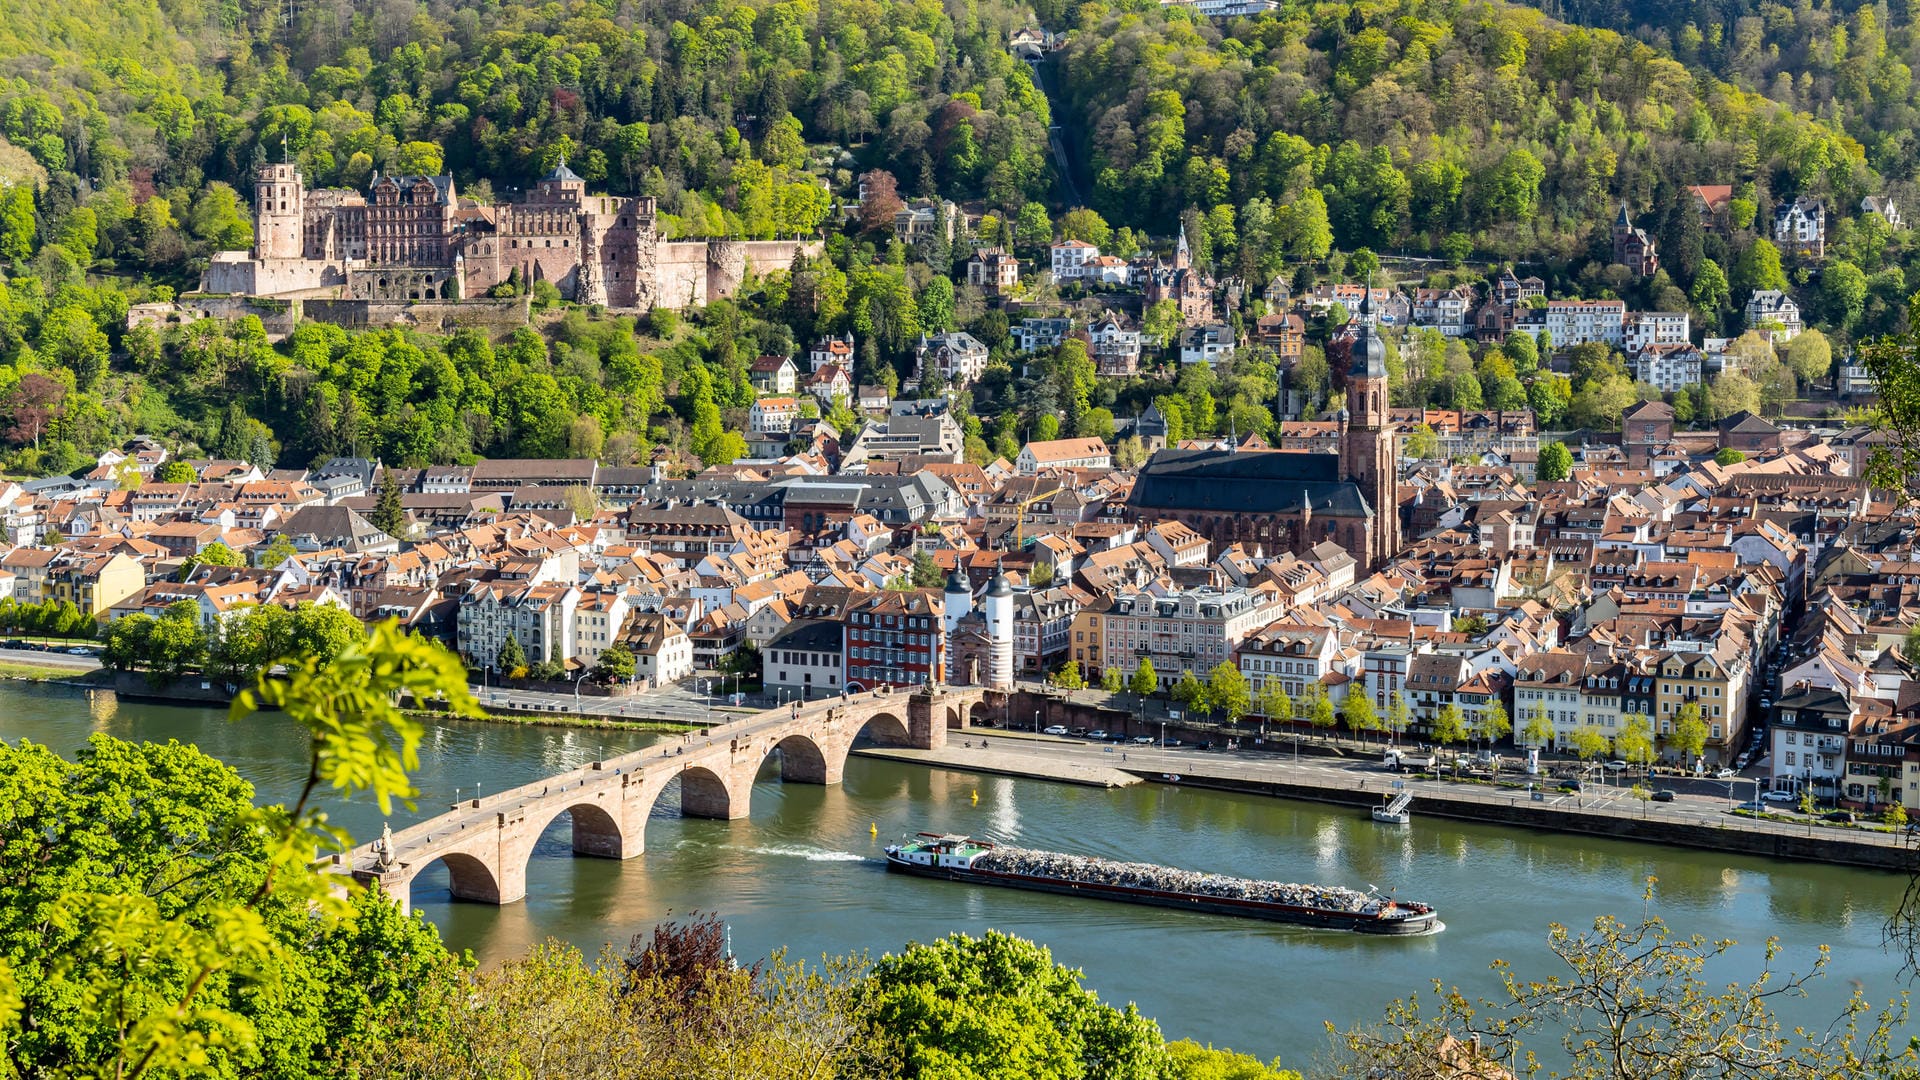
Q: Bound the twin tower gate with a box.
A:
[341,687,991,913]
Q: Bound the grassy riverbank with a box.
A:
[0,662,110,684]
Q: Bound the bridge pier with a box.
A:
[910,689,952,750]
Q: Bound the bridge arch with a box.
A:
[856,710,913,748]
[767,732,833,784]
[414,850,505,906]
[664,763,747,820]
[526,798,630,860]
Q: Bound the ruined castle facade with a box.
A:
[201,162,817,312]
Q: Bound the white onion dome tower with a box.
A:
[984,572,1015,690]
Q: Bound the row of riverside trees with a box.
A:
[1052,659,1741,761]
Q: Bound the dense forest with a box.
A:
[1053,0,1874,266]
[0,0,1054,252]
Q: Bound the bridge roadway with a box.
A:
[338,685,989,913]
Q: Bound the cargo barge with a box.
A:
[884,833,1439,935]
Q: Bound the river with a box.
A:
[3,683,1911,1067]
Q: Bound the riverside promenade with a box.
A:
[884,728,1917,872]
[853,741,1140,787]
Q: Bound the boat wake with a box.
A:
[735,843,869,863]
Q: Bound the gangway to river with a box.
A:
[1372,791,1412,825]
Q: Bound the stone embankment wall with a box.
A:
[1163,772,1912,872]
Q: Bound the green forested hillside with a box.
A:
[1054,0,1872,271]
[0,0,1915,477]
[0,0,1055,248]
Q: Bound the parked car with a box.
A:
[1604,760,1629,772]
[1088,730,1109,741]
[1736,800,1766,812]
[1559,779,1583,793]
[1042,725,1069,736]
[1716,768,1737,779]
[1132,736,1154,745]
[1762,790,1796,804]
[1824,810,1856,824]
[1651,789,1676,802]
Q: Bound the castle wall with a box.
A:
[201,256,344,297]
[737,240,822,279]
[655,242,713,311]
[302,296,529,334]
[347,266,458,301]
[654,239,821,310]
[129,295,301,341]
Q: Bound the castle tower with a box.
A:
[537,157,588,205]
[253,161,305,260]
[576,218,607,307]
[941,569,972,683]
[983,573,1014,691]
[1174,222,1191,270]
[1339,286,1399,569]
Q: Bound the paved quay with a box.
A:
[852,741,1140,787]
[894,728,1917,871]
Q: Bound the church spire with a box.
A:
[1174,221,1191,270]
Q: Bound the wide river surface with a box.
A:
[4,683,1912,1065]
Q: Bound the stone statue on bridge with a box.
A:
[376,821,396,870]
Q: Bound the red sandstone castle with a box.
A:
[202,160,817,311]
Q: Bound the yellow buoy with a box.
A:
[971,788,979,804]
[870,822,878,837]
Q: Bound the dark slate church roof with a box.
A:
[1128,449,1373,517]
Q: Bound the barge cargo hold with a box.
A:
[884,833,1439,935]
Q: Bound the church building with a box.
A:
[1127,291,1400,570]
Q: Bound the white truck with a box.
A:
[1382,748,1434,772]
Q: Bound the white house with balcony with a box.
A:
[1050,239,1100,282]
[1624,311,1690,352]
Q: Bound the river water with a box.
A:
[3,683,1911,1066]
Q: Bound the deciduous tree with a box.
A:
[866,931,1170,1080]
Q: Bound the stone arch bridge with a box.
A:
[337,686,990,913]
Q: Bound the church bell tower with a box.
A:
[1340,285,1399,569]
